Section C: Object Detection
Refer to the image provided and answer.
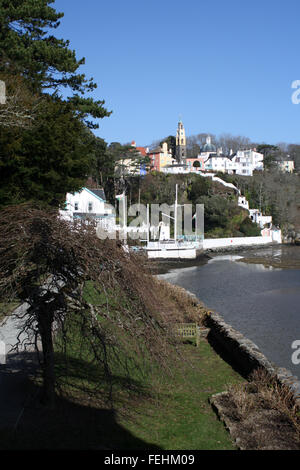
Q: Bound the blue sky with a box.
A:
[54,0,300,146]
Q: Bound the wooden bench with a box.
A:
[175,323,210,346]
[175,323,201,346]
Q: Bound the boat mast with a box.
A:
[147,203,150,244]
[174,184,178,241]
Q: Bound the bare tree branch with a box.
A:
[0,205,176,407]
[0,75,40,129]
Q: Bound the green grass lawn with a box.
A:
[117,339,244,450]
[0,281,244,450]
[2,336,244,450]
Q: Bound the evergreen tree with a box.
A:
[0,0,111,127]
[0,97,95,206]
[0,1,111,206]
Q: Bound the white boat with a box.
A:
[144,184,197,259]
[145,240,196,259]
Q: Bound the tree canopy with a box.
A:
[0,0,111,128]
[1,1,92,92]
[0,1,111,207]
[0,97,96,206]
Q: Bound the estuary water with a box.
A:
[159,245,300,379]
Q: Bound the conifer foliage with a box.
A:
[0,1,111,206]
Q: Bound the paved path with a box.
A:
[0,304,39,430]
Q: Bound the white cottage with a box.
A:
[249,209,272,228]
[60,187,115,229]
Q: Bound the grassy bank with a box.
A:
[1,281,244,450]
[2,278,298,450]
[119,339,244,450]
[2,336,244,450]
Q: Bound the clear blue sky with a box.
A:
[55,0,300,147]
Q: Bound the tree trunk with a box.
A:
[37,309,55,408]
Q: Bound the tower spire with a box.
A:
[175,119,187,163]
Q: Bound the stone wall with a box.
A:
[205,311,300,407]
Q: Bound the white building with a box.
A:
[197,136,264,176]
[161,163,190,174]
[204,153,230,173]
[160,134,264,177]
[238,195,273,230]
[238,196,249,210]
[249,209,272,228]
[60,187,115,229]
[229,149,264,176]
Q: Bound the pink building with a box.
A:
[185,157,205,172]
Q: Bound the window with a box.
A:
[74,202,79,211]
[88,202,93,212]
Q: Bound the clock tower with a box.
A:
[176,120,187,162]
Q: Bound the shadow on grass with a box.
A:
[0,352,160,450]
[206,331,251,380]
[54,352,151,398]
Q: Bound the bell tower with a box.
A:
[176,120,187,162]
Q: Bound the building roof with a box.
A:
[85,187,106,202]
[202,143,216,153]
[206,153,228,160]
[136,146,148,156]
[150,147,163,154]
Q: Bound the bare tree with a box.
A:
[0,205,173,407]
[216,133,252,155]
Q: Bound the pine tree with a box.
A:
[0,97,96,206]
[0,0,111,127]
[0,1,112,206]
